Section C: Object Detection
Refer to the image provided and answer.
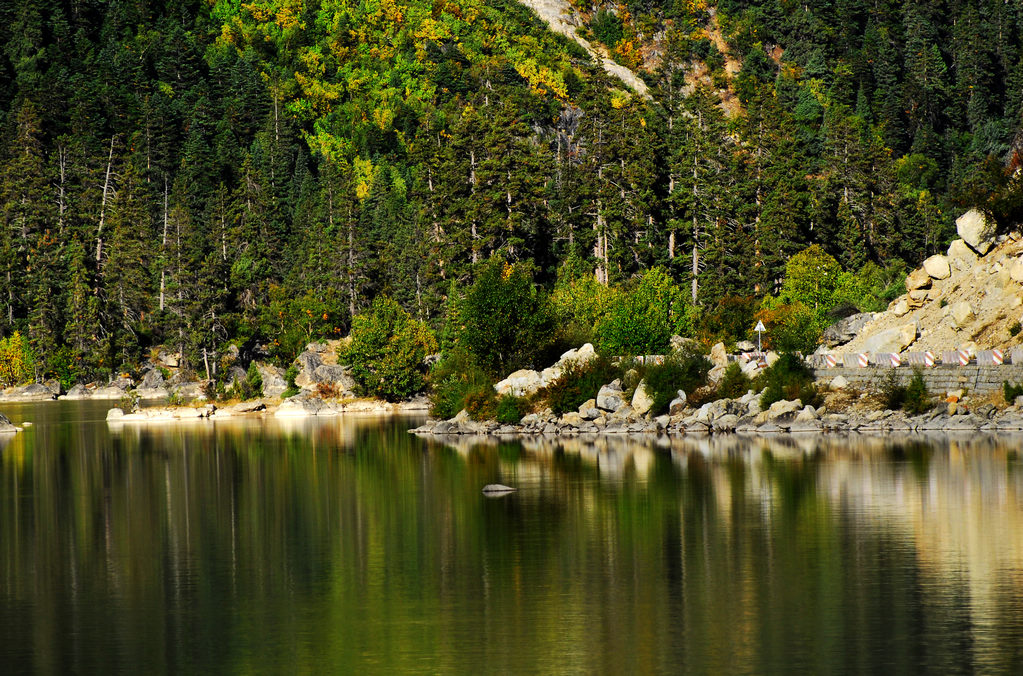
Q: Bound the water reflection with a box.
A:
[2,406,1023,673]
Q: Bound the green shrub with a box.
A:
[594,268,689,356]
[1005,381,1023,404]
[496,394,530,424]
[429,348,493,419]
[879,369,906,410]
[246,362,263,399]
[447,258,556,376]
[757,353,819,409]
[281,364,300,399]
[879,368,931,414]
[537,355,622,415]
[340,297,438,402]
[717,362,752,399]
[641,349,711,415]
[591,9,623,47]
[903,369,931,415]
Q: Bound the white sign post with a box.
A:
[754,320,766,353]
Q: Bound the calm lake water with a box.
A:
[2,401,1023,674]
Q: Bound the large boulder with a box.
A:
[668,390,687,415]
[709,342,728,367]
[862,323,917,353]
[1010,257,1023,283]
[257,364,287,398]
[956,208,997,255]
[905,268,932,291]
[821,312,875,347]
[631,380,655,415]
[494,369,543,397]
[294,350,325,388]
[556,343,596,368]
[596,380,625,412]
[61,383,91,400]
[947,239,979,271]
[923,254,951,280]
[311,364,356,394]
[0,413,18,433]
[951,301,974,328]
[0,383,56,402]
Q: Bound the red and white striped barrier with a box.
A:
[925,351,935,367]
[858,353,869,368]
[992,348,1004,365]
[958,349,970,366]
[889,352,902,367]
[825,353,838,368]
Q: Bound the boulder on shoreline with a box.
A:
[0,383,57,402]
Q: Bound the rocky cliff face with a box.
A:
[830,209,1023,355]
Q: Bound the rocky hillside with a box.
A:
[826,210,1023,356]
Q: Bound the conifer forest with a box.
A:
[2,0,1022,385]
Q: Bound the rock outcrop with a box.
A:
[956,208,997,255]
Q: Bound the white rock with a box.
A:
[951,301,974,328]
[923,254,951,280]
[765,351,780,367]
[891,299,910,317]
[1010,257,1023,283]
[956,208,997,255]
[862,323,917,353]
[947,239,979,270]
[830,375,849,390]
[631,380,655,415]
[494,369,542,397]
[905,268,932,291]
[668,390,687,415]
[709,342,728,367]
[767,399,802,420]
[596,380,625,412]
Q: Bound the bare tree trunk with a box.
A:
[159,178,168,311]
[56,145,67,237]
[96,136,116,264]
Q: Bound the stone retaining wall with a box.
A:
[813,365,1023,396]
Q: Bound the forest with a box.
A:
[1,0,1022,388]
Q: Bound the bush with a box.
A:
[429,348,493,419]
[1005,381,1023,404]
[594,268,689,356]
[757,353,819,409]
[281,364,300,398]
[245,362,263,399]
[340,297,438,402]
[537,355,622,415]
[903,369,931,415]
[0,331,35,387]
[463,385,497,421]
[448,258,556,377]
[496,394,530,424]
[879,369,906,410]
[880,368,931,414]
[591,9,623,47]
[641,349,711,415]
[717,362,752,399]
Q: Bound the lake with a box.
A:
[2,401,1023,674]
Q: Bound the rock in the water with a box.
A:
[951,301,974,328]
[0,383,56,401]
[596,380,625,412]
[61,383,90,400]
[0,412,18,433]
[956,208,997,255]
[709,342,728,367]
[821,312,875,347]
[482,484,517,494]
[923,254,951,280]
[631,380,655,415]
[905,268,932,291]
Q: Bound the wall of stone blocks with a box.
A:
[813,365,1023,396]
